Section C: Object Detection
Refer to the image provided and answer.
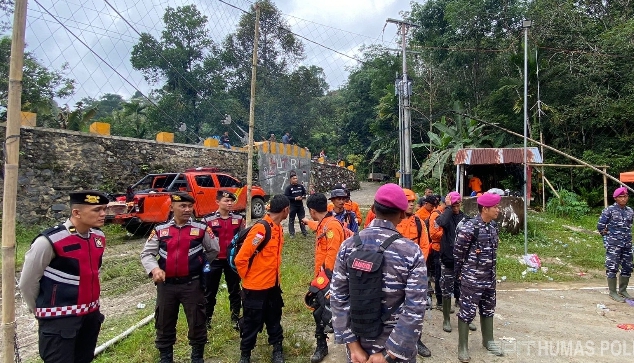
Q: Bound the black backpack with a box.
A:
[227,220,272,273]
[347,232,404,338]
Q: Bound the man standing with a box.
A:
[236,195,290,363]
[281,132,292,144]
[454,193,503,362]
[329,187,359,232]
[140,193,220,363]
[397,188,432,358]
[331,183,427,363]
[416,195,442,309]
[302,193,346,363]
[19,191,109,363]
[284,172,307,237]
[201,191,245,330]
[597,186,633,302]
[327,185,363,226]
[468,175,483,194]
[434,191,472,333]
[220,132,231,149]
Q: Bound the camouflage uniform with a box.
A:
[597,203,634,278]
[330,219,427,363]
[453,216,498,323]
[333,209,359,232]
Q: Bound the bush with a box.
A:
[546,189,590,219]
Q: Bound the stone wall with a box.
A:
[0,126,247,224]
[462,195,524,234]
[0,126,357,224]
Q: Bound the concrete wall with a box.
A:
[0,126,357,224]
[462,195,524,234]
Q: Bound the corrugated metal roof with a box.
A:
[454,148,542,165]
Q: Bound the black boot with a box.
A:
[158,346,174,363]
[238,350,251,363]
[416,339,431,357]
[310,335,328,363]
[272,342,285,363]
[191,344,205,363]
[231,311,240,331]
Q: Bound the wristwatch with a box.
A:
[383,350,397,363]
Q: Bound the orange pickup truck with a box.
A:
[108,168,268,235]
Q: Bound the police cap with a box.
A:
[216,190,237,201]
[69,190,109,205]
[170,192,195,203]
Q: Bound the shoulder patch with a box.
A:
[326,230,334,239]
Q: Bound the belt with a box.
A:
[164,275,199,284]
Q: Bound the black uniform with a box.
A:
[284,182,307,236]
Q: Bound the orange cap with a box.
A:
[402,188,417,201]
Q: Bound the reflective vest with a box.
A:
[35,225,105,319]
[155,221,207,278]
[203,213,243,259]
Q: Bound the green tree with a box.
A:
[0,36,75,125]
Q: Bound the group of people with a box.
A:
[18,180,634,363]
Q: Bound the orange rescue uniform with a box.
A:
[313,215,346,277]
[396,215,430,260]
[428,210,442,252]
[364,209,375,228]
[235,214,283,290]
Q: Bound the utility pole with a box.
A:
[246,4,260,225]
[522,19,533,256]
[3,1,28,362]
[387,18,418,189]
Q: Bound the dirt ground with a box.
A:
[4,182,634,362]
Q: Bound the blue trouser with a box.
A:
[457,283,496,324]
[605,240,633,278]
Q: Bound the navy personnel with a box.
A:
[454,192,503,362]
[141,192,220,363]
[201,191,245,329]
[19,190,109,363]
[331,183,427,363]
[597,186,633,302]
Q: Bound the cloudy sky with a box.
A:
[2,0,412,103]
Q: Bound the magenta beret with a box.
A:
[477,192,501,207]
[613,186,628,198]
[375,183,408,211]
[448,191,462,205]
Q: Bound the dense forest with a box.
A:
[2,0,634,205]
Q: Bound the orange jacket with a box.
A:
[415,206,432,221]
[328,200,363,225]
[428,210,442,251]
[396,215,430,260]
[313,215,346,277]
[235,215,283,290]
[364,208,375,228]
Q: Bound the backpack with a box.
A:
[413,216,423,244]
[347,232,404,338]
[423,210,441,242]
[227,220,272,273]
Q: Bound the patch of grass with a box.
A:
[100,254,148,296]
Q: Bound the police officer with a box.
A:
[284,172,307,237]
[454,192,503,362]
[140,192,220,363]
[302,193,346,363]
[597,186,633,302]
[328,187,359,232]
[19,190,109,363]
[397,188,431,358]
[236,195,290,363]
[331,183,427,363]
[201,191,245,329]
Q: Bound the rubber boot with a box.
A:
[457,319,470,363]
[272,342,285,363]
[469,321,477,331]
[608,277,626,302]
[191,344,205,363]
[480,316,503,356]
[158,346,174,363]
[442,298,452,332]
[619,276,633,299]
[417,339,431,357]
[310,335,328,363]
[238,350,251,363]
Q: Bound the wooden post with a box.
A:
[246,3,260,225]
[3,1,28,362]
[603,167,608,208]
